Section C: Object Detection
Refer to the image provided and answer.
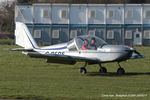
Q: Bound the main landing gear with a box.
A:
[79,62,88,74]
[79,62,108,74]
[117,62,125,75]
[99,63,107,73]
[79,62,125,75]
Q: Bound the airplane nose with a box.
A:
[124,46,142,56]
[123,46,135,52]
[128,46,136,51]
[123,46,131,52]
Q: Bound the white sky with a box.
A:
[0,0,14,9]
[0,0,14,3]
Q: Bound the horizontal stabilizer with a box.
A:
[9,48,33,51]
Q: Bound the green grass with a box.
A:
[0,39,14,45]
[0,45,150,100]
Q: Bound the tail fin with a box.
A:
[15,22,39,49]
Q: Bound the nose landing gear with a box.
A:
[117,62,125,75]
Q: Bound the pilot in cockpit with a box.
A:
[82,38,97,50]
[88,37,97,50]
[82,39,88,50]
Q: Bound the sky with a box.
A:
[0,0,14,3]
[0,0,14,9]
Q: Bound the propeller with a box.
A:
[133,50,141,55]
[129,47,144,58]
[125,46,145,59]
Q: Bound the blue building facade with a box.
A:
[15,4,150,46]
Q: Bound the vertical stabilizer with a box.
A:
[15,22,39,49]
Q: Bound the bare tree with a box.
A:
[0,1,16,37]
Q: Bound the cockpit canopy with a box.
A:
[67,35,108,51]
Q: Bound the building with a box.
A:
[15,4,150,46]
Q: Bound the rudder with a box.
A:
[15,22,39,49]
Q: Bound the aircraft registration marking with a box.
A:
[45,51,65,55]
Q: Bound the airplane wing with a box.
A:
[26,51,99,65]
[9,48,98,64]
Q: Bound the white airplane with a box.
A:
[11,22,145,75]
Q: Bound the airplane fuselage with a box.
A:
[32,43,133,63]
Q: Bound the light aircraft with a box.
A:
[11,22,145,75]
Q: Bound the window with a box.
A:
[88,30,95,36]
[89,10,96,18]
[70,30,77,39]
[126,10,133,18]
[145,10,150,19]
[107,31,114,39]
[17,8,24,18]
[34,30,41,38]
[52,30,59,39]
[60,10,68,19]
[108,10,114,19]
[125,31,132,39]
[136,34,140,38]
[143,31,150,39]
[42,9,49,18]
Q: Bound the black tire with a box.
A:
[117,68,125,75]
[99,67,107,73]
[79,67,87,74]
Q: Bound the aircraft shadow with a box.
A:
[87,72,150,77]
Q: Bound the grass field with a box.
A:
[0,44,150,100]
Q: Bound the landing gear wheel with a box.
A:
[79,67,87,74]
[117,68,125,75]
[99,67,107,73]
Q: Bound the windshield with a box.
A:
[67,39,77,51]
[75,35,108,50]
[67,35,108,51]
